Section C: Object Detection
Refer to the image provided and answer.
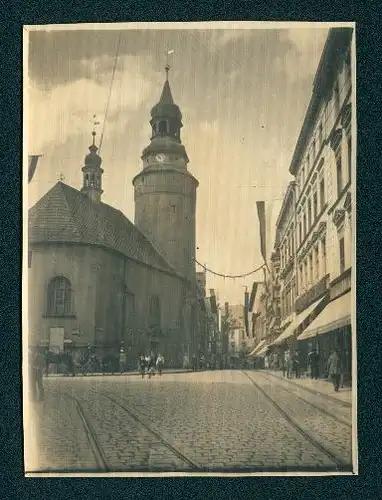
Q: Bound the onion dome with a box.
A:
[84,132,102,168]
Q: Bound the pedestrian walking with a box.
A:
[146,353,155,378]
[156,353,164,376]
[191,354,197,372]
[308,349,319,380]
[292,352,300,379]
[138,355,146,378]
[29,347,44,402]
[282,351,288,378]
[327,348,342,392]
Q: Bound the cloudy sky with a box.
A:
[26,22,330,305]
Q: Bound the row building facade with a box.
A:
[248,27,354,380]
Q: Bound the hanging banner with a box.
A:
[28,155,41,183]
[244,291,249,337]
[248,282,259,312]
[256,201,266,264]
[209,289,217,314]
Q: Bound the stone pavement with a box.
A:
[26,370,353,473]
[263,370,352,406]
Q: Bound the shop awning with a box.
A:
[297,292,351,341]
[273,296,326,346]
[248,339,266,357]
[257,344,270,357]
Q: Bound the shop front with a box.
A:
[297,291,352,382]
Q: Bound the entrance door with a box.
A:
[49,327,65,353]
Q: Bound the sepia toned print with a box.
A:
[24,22,356,476]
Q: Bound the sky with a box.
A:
[25,22,330,305]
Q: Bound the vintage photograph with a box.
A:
[24,22,356,475]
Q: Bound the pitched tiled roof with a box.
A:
[28,182,183,277]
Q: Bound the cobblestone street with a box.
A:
[26,370,353,473]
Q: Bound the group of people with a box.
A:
[138,353,164,378]
[278,348,345,392]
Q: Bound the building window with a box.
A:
[315,245,319,280]
[321,237,327,276]
[313,191,318,220]
[149,295,161,328]
[339,237,345,274]
[336,151,343,197]
[291,232,295,256]
[47,276,72,316]
[334,81,340,113]
[347,135,352,182]
[299,220,302,246]
[299,264,304,292]
[158,121,167,134]
[304,260,308,288]
[345,49,351,80]
[312,140,316,160]
[303,213,307,238]
[320,178,325,210]
[309,253,313,285]
[307,199,312,228]
[318,123,323,146]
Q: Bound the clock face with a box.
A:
[155,153,167,163]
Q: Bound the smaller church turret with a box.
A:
[81,128,104,203]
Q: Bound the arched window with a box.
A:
[158,121,167,134]
[47,276,73,316]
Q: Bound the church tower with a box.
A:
[133,64,199,283]
[81,129,104,203]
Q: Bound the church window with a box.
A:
[149,295,161,327]
[47,276,73,316]
[158,121,167,134]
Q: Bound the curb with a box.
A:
[44,370,196,378]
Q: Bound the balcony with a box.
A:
[295,274,330,314]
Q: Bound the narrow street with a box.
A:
[26,371,353,473]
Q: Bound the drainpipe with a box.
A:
[121,259,127,353]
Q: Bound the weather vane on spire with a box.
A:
[165,49,174,80]
[92,114,101,145]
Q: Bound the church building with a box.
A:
[28,65,199,369]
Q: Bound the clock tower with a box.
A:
[133,64,199,283]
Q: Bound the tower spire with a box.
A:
[81,114,103,203]
[92,114,100,148]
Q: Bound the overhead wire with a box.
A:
[98,31,123,154]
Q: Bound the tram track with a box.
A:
[55,390,201,471]
[241,371,350,469]
[57,391,110,471]
[94,391,201,471]
[256,371,352,428]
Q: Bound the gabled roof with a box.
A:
[28,182,184,278]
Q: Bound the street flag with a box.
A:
[28,155,41,183]
[256,201,266,264]
[198,298,206,312]
[248,282,259,312]
[209,289,217,314]
[244,291,250,337]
